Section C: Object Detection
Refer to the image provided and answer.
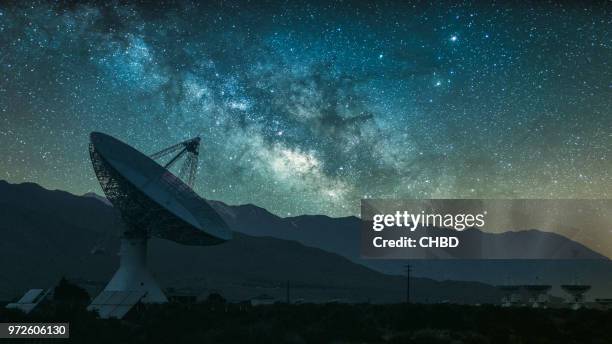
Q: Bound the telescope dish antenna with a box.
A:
[86,132,231,318]
[498,285,521,307]
[561,284,591,310]
[523,285,552,308]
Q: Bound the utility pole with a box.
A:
[405,264,411,304]
[286,280,290,304]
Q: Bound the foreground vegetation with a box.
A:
[2,298,612,344]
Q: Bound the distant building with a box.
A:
[250,294,276,306]
[6,289,50,314]
[166,288,198,304]
[593,299,612,310]
[168,294,197,304]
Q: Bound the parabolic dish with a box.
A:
[89,132,232,245]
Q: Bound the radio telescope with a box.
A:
[87,132,231,318]
[561,284,591,310]
[498,285,521,307]
[523,285,551,308]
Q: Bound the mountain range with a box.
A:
[206,195,612,298]
[0,180,499,304]
[207,199,612,299]
[1,179,610,302]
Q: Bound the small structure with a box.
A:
[250,294,276,306]
[6,289,50,314]
[594,298,612,310]
[166,288,198,304]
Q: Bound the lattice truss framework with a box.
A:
[89,142,219,245]
[149,137,201,187]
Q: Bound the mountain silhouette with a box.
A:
[204,198,612,299]
[0,180,501,304]
[205,198,612,299]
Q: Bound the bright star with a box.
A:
[450,35,458,42]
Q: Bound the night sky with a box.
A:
[0,1,610,217]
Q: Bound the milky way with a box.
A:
[0,1,610,217]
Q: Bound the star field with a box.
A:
[0,1,610,217]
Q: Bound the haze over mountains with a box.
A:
[209,202,612,297]
[208,196,612,298]
[211,200,606,261]
[1,180,610,302]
